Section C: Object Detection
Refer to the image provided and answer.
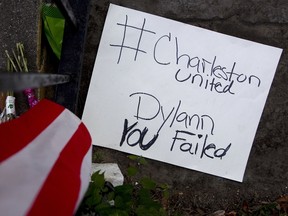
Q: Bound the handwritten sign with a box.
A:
[82,4,282,182]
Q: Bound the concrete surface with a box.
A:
[0,0,41,71]
[81,0,288,211]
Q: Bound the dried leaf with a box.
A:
[242,200,249,212]
[276,195,288,213]
[226,211,237,216]
[210,209,225,216]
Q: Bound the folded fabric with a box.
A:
[0,99,92,216]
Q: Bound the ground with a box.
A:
[79,0,288,214]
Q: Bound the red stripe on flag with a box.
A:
[26,123,91,216]
[0,99,64,163]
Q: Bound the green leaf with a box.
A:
[95,202,111,212]
[98,208,130,216]
[114,196,124,208]
[114,184,133,195]
[140,177,156,190]
[114,196,133,212]
[138,157,148,165]
[42,4,65,59]
[114,185,133,212]
[163,190,169,199]
[127,155,147,165]
[85,186,102,208]
[159,183,170,199]
[138,188,160,209]
[127,155,139,161]
[91,171,105,188]
[107,191,115,201]
[136,205,165,216]
[127,166,138,176]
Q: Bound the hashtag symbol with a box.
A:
[110,15,156,64]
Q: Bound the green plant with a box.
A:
[237,201,285,216]
[251,203,280,216]
[76,155,168,216]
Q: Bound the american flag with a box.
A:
[0,99,92,216]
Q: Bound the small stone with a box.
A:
[91,163,124,187]
[210,210,225,216]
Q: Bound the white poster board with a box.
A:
[82,4,282,182]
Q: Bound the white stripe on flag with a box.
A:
[0,109,81,216]
[74,145,92,213]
